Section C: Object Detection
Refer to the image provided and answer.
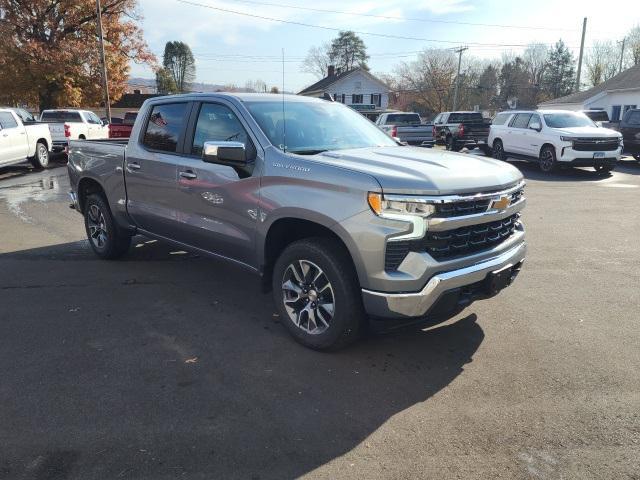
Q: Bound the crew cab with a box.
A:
[0,108,52,169]
[617,108,640,161]
[489,109,623,173]
[433,111,491,153]
[40,109,109,152]
[375,112,434,146]
[108,111,138,139]
[67,93,526,350]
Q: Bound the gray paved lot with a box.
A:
[0,156,639,479]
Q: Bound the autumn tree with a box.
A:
[0,0,154,110]
[163,41,195,93]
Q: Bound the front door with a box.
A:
[171,101,261,266]
[124,102,192,238]
[0,111,25,164]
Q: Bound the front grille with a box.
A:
[385,241,411,271]
[436,199,491,217]
[573,138,619,151]
[424,213,520,260]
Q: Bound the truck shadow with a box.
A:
[0,240,485,479]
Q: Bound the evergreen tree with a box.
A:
[542,40,575,98]
[329,31,369,72]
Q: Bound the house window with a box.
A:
[371,94,381,107]
[611,105,621,121]
[352,94,363,104]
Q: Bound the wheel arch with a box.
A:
[77,177,107,214]
[539,142,556,157]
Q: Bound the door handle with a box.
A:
[127,162,141,171]
[179,170,197,180]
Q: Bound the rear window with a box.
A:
[583,110,609,122]
[448,112,483,123]
[41,110,82,123]
[492,112,512,126]
[142,103,188,153]
[385,114,421,125]
[123,112,138,125]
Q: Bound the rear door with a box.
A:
[171,100,261,265]
[83,112,102,139]
[506,113,532,155]
[124,101,192,237]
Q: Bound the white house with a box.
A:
[539,64,640,121]
[298,66,391,119]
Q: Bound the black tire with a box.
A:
[29,141,50,169]
[78,135,86,140]
[272,237,365,350]
[446,136,461,152]
[594,164,614,174]
[492,139,506,160]
[539,145,557,173]
[84,193,131,259]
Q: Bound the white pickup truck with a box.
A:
[0,108,53,169]
[40,109,109,152]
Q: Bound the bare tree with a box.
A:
[245,79,267,93]
[625,25,640,67]
[586,40,619,86]
[302,43,333,79]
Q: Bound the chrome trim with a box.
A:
[383,180,525,204]
[427,197,526,231]
[362,242,526,317]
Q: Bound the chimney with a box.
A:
[328,65,335,77]
[133,89,141,95]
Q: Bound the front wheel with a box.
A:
[272,238,365,350]
[29,142,50,169]
[492,139,506,160]
[84,193,132,259]
[539,146,557,173]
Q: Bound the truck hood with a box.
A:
[554,126,621,137]
[317,146,523,195]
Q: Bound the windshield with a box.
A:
[245,100,397,154]
[544,112,595,128]
[385,114,421,125]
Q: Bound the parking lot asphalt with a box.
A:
[1,156,639,480]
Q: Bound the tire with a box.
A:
[79,135,86,140]
[29,142,50,169]
[446,136,461,152]
[594,164,614,174]
[84,193,131,259]
[492,139,506,160]
[272,237,365,350]
[539,145,557,173]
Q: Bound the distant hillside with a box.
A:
[127,77,258,93]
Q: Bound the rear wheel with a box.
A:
[272,238,365,350]
[492,139,506,160]
[29,142,50,169]
[84,193,131,259]
[539,146,557,173]
[446,136,461,152]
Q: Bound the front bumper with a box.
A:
[362,241,526,319]
[558,145,622,164]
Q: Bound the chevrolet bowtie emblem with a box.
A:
[491,196,511,210]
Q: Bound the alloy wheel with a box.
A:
[87,204,108,249]
[540,149,554,172]
[493,142,504,160]
[38,145,49,167]
[281,259,335,335]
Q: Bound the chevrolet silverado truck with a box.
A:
[67,93,526,350]
[433,111,491,153]
[40,109,109,152]
[375,112,434,146]
[0,107,52,169]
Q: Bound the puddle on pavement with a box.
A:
[0,170,68,223]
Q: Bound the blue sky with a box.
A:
[130,0,639,92]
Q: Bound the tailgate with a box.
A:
[397,126,433,141]
[47,123,66,141]
[463,122,490,138]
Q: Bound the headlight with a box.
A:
[367,193,435,218]
[367,192,435,240]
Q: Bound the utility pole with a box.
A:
[618,37,626,74]
[96,0,111,122]
[575,17,587,92]
[452,46,467,110]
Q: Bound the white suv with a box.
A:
[488,110,623,173]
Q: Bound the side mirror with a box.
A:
[529,122,542,132]
[202,141,249,167]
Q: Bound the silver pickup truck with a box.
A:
[67,93,526,350]
[376,112,434,146]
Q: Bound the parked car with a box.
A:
[581,109,610,127]
[0,107,52,169]
[40,109,109,152]
[489,110,623,173]
[616,108,640,161]
[375,112,434,146]
[432,111,491,153]
[67,93,526,350]
[108,111,138,139]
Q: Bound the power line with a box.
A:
[174,0,579,49]
[220,0,590,33]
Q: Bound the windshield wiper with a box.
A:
[289,149,328,155]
